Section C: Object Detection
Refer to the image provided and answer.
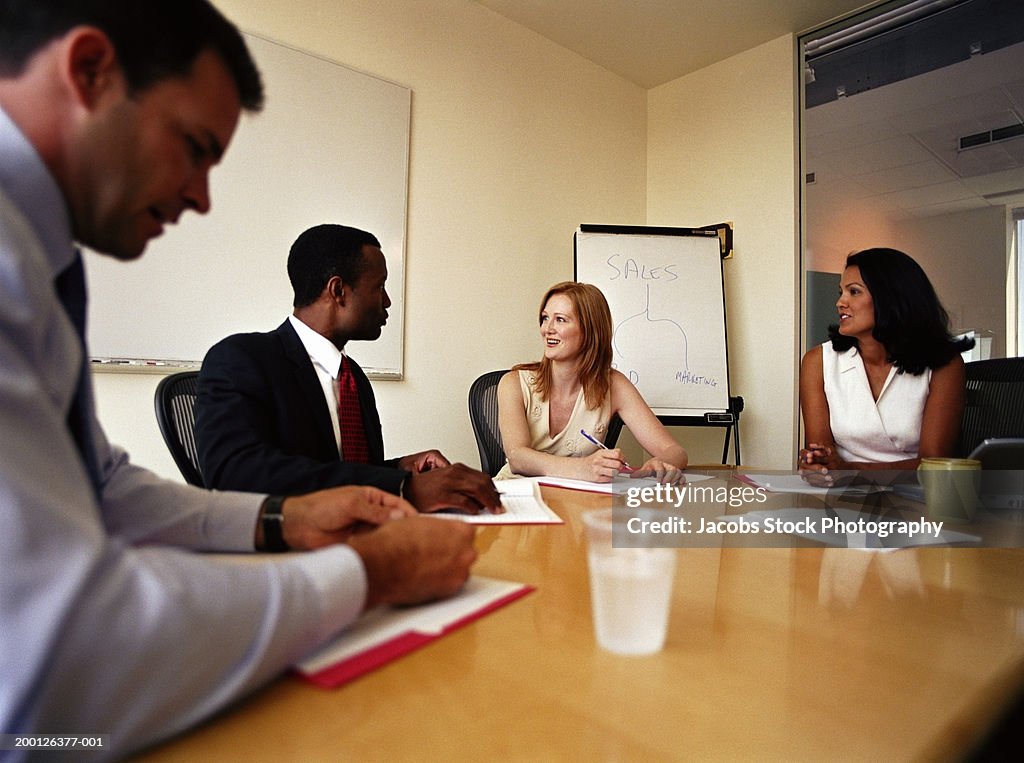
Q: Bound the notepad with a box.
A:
[433,478,563,524]
[538,472,714,494]
[295,576,533,688]
[739,473,890,496]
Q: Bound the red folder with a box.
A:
[294,577,534,688]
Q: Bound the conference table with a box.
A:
[134,470,1024,761]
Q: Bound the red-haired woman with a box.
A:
[496,282,687,483]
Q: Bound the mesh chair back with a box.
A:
[606,413,624,448]
[958,357,1024,457]
[468,370,509,476]
[154,371,204,486]
[469,370,627,476]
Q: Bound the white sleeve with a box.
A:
[0,399,368,759]
[0,216,368,760]
[0,371,369,759]
[96,437,265,551]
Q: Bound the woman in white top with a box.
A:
[799,248,972,480]
[496,281,687,483]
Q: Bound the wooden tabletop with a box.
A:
[134,474,1024,761]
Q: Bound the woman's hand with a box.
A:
[799,442,837,467]
[577,448,628,483]
[798,442,846,486]
[632,458,685,485]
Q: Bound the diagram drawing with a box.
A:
[612,283,688,384]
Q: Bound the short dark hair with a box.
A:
[0,0,263,111]
[288,225,382,308]
[828,247,973,374]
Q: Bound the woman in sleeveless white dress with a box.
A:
[799,248,972,481]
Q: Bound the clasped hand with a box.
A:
[279,485,417,550]
[798,442,844,487]
[279,485,478,609]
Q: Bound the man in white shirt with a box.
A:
[0,2,476,759]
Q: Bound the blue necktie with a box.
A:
[54,254,102,495]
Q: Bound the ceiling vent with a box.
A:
[958,122,1024,151]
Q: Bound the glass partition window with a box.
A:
[801,0,1024,359]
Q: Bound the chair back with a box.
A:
[468,370,509,476]
[958,357,1024,457]
[605,413,624,448]
[154,371,204,487]
[469,370,627,476]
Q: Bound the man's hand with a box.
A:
[403,463,502,514]
[347,516,478,609]
[276,486,416,550]
[398,449,450,473]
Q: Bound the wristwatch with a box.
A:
[260,495,289,552]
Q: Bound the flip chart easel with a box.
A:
[574,224,741,464]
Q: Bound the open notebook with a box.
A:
[432,478,562,524]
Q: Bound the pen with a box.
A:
[579,429,634,472]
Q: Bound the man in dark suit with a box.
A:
[196,223,499,513]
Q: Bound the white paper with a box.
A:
[538,472,714,494]
[741,473,890,496]
[432,478,562,524]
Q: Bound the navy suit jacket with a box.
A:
[195,320,408,495]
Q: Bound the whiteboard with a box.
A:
[84,34,410,378]
[574,226,730,417]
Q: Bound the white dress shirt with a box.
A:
[0,106,369,760]
[287,313,345,453]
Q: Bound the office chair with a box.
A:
[957,357,1024,458]
[469,370,509,476]
[154,371,205,487]
[605,413,624,448]
[469,370,627,477]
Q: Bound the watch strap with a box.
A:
[260,495,289,552]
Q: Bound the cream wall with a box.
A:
[93,5,803,479]
[93,0,647,481]
[646,35,801,469]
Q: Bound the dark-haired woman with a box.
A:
[799,248,972,478]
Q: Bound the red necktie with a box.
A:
[338,355,370,463]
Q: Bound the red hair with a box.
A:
[513,282,613,408]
